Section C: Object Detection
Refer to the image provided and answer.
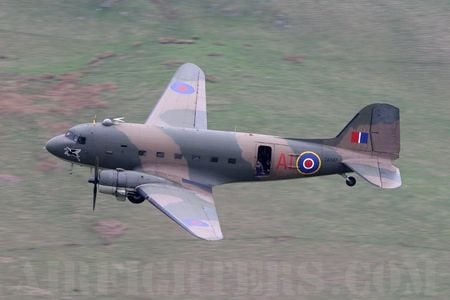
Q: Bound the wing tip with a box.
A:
[200,234,224,241]
[176,63,205,80]
[182,225,223,241]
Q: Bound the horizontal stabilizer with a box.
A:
[343,158,401,189]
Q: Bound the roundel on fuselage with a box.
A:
[296,151,321,175]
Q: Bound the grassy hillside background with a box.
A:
[0,0,449,299]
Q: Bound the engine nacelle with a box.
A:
[92,169,166,201]
[98,169,166,188]
[98,185,127,201]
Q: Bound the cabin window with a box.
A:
[156,152,165,158]
[192,155,200,161]
[228,158,236,164]
[120,144,128,148]
[138,150,146,156]
[210,157,219,163]
[174,153,183,159]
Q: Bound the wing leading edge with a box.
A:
[136,183,223,240]
[145,63,207,129]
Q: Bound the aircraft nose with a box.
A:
[45,135,64,157]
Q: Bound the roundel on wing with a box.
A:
[296,151,321,175]
[170,82,195,94]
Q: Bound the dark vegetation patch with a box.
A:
[100,0,121,9]
[206,75,219,83]
[207,52,224,57]
[26,74,55,81]
[158,37,196,45]
[161,60,185,68]
[271,235,295,243]
[88,51,116,65]
[283,54,305,64]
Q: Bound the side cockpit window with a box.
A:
[77,136,86,144]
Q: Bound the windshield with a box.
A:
[65,131,86,144]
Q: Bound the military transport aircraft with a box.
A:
[46,63,401,240]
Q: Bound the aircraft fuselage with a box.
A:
[46,122,349,187]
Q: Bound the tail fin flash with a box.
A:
[334,103,401,188]
[335,103,400,159]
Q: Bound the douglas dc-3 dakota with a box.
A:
[46,63,401,240]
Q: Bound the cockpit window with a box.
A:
[65,131,86,144]
[77,136,86,144]
[65,131,76,140]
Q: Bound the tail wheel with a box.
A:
[127,194,145,204]
[346,176,356,187]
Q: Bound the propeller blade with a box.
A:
[93,182,97,211]
[92,156,99,211]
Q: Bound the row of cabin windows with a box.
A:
[141,151,236,164]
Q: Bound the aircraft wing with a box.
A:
[135,183,223,240]
[343,158,402,189]
[145,63,207,129]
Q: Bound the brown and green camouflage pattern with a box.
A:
[46,63,401,240]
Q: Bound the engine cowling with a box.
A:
[92,169,166,201]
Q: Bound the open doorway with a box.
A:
[256,145,272,176]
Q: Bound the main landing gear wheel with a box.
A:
[346,176,356,187]
[128,194,145,204]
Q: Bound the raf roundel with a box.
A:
[170,82,195,95]
[184,219,209,227]
[296,151,322,175]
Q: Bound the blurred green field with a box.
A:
[1,0,450,299]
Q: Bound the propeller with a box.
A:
[88,156,100,211]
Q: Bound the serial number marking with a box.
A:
[324,157,339,163]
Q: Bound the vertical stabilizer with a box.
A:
[334,103,400,159]
[333,103,401,188]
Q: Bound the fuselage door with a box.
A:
[255,144,273,177]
